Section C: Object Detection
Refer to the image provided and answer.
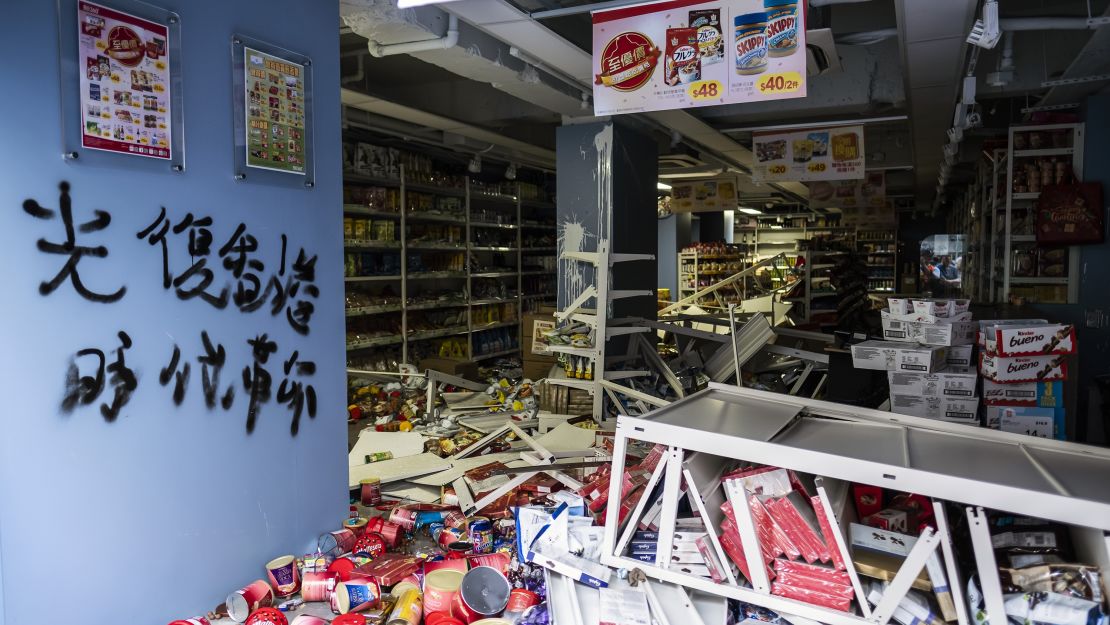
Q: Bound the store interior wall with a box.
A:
[1028,92,1110,438]
[699,212,725,242]
[0,2,345,623]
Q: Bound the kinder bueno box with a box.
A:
[986,323,1076,357]
[887,367,977,398]
[982,379,1064,407]
[976,319,1047,347]
[850,340,948,373]
[984,405,1063,440]
[979,352,1067,383]
[881,317,977,347]
[889,394,980,424]
[947,345,974,367]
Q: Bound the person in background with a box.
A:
[937,255,959,281]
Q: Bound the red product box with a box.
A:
[767,493,830,564]
[809,496,847,571]
[695,535,726,583]
[638,444,667,473]
[852,484,883,519]
[773,559,852,584]
[771,583,852,612]
[774,571,855,598]
[988,324,1076,357]
[718,522,775,583]
[352,554,420,587]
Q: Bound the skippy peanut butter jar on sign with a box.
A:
[591,0,807,116]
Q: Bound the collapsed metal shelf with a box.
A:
[600,383,1110,625]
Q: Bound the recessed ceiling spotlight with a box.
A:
[505,163,517,180]
[468,155,482,174]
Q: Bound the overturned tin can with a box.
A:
[452,566,511,624]
[227,580,275,623]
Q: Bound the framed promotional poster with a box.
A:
[231,35,314,187]
[58,0,184,170]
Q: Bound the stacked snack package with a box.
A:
[978,321,1074,439]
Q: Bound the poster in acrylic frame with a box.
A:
[77,0,171,159]
[752,125,865,183]
[591,0,807,116]
[243,47,307,174]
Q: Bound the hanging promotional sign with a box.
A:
[244,47,307,174]
[78,1,171,159]
[592,0,806,116]
[808,171,886,209]
[670,177,738,213]
[752,125,865,182]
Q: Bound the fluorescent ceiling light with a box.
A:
[737,207,763,215]
[656,182,672,190]
[769,225,784,230]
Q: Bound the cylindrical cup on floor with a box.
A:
[335,577,383,614]
[265,555,301,597]
[446,541,472,559]
[227,580,275,623]
[331,615,369,625]
[319,528,357,557]
[360,478,381,506]
[168,618,210,625]
[501,588,540,624]
[289,616,330,625]
[426,613,465,625]
[452,566,511,624]
[470,620,511,625]
[424,568,465,614]
[388,588,423,625]
[301,571,338,602]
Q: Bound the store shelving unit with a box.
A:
[857,228,897,294]
[677,247,751,306]
[997,123,1083,304]
[546,240,654,420]
[601,383,1110,625]
[343,165,556,366]
[754,223,855,261]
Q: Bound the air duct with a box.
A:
[368,14,458,57]
[341,0,586,116]
[999,17,1109,31]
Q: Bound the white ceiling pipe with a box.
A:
[999,17,1107,30]
[368,14,458,57]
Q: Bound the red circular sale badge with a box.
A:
[106,25,144,67]
[595,32,659,92]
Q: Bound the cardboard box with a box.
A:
[982,379,1063,407]
[419,357,481,381]
[887,298,911,316]
[887,367,978,398]
[851,340,948,373]
[984,405,1063,440]
[910,299,971,319]
[979,352,1067,383]
[976,319,1047,347]
[523,359,556,381]
[889,394,980,424]
[946,345,974,367]
[985,323,1076,357]
[881,317,977,346]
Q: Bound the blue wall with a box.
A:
[0,2,345,624]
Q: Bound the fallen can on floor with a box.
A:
[227,580,275,623]
[289,616,330,625]
[300,571,338,602]
[167,618,210,625]
[265,555,301,597]
[387,587,424,625]
[336,577,383,614]
[319,528,358,557]
[424,568,465,614]
[452,566,511,624]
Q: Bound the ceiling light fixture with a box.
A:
[737,207,763,215]
[657,182,672,191]
[505,163,517,180]
[468,155,482,174]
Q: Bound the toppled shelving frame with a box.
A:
[600,383,1110,625]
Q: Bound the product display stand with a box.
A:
[599,383,1110,625]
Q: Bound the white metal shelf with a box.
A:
[600,384,1110,625]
